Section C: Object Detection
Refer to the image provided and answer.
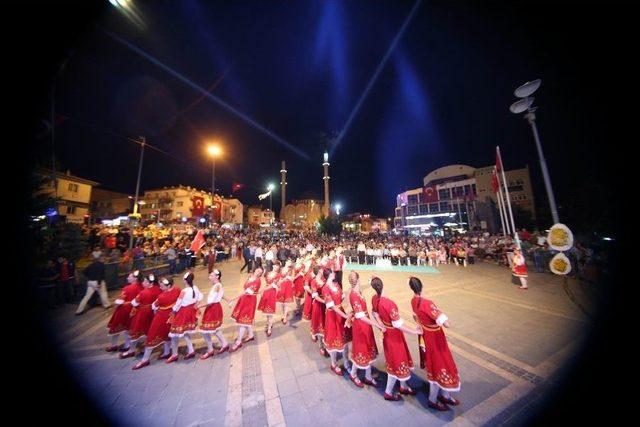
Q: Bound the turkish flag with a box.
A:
[232,182,245,193]
[422,185,438,203]
[191,196,205,217]
[189,229,206,252]
[491,168,499,193]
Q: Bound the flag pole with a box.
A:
[493,166,508,236]
[496,177,509,235]
[497,146,520,249]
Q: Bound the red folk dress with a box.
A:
[512,254,528,277]
[200,282,225,333]
[322,283,348,353]
[169,285,203,337]
[293,268,305,299]
[231,277,262,326]
[301,269,314,321]
[372,295,414,381]
[310,278,326,338]
[276,276,295,304]
[258,272,279,314]
[412,296,460,391]
[348,290,378,368]
[128,285,162,340]
[107,281,143,335]
[145,287,181,348]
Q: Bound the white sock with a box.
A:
[385,376,397,395]
[246,326,254,338]
[429,383,439,403]
[400,380,409,390]
[162,341,171,356]
[123,332,132,349]
[365,367,373,381]
[237,327,246,343]
[214,331,228,347]
[141,348,153,363]
[350,363,359,378]
[203,334,214,353]
[330,352,338,366]
[109,335,118,346]
[184,335,195,353]
[171,337,179,356]
[441,390,451,400]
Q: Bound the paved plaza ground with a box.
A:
[50,259,592,427]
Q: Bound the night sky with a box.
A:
[27,0,623,226]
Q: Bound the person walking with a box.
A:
[198,269,230,359]
[240,244,253,273]
[76,253,111,315]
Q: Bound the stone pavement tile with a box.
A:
[174,401,205,427]
[292,361,317,377]
[299,385,326,407]
[275,367,296,384]
[283,406,311,426]
[295,372,319,392]
[277,378,301,398]
[280,392,307,416]
[199,396,227,420]
[303,402,338,427]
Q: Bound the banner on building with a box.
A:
[422,185,438,203]
[191,196,205,217]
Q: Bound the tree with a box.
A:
[512,204,536,231]
[317,215,342,235]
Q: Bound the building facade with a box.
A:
[36,169,98,224]
[394,164,535,234]
[90,188,133,220]
[342,213,389,233]
[139,186,243,224]
[280,198,324,229]
[247,206,275,227]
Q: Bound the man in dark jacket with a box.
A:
[75,254,111,314]
[241,243,253,273]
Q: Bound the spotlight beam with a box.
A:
[330,0,422,156]
[102,30,310,160]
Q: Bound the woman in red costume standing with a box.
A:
[166,272,203,363]
[409,276,461,411]
[119,274,162,359]
[310,265,328,357]
[106,270,144,352]
[198,269,230,359]
[347,271,382,387]
[132,277,181,370]
[258,261,281,337]
[317,269,352,376]
[276,264,295,325]
[301,259,315,322]
[228,268,264,352]
[292,261,306,316]
[512,248,528,289]
[370,277,421,401]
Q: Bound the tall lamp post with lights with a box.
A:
[267,183,275,224]
[509,79,559,225]
[207,143,222,225]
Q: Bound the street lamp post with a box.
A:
[207,144,222,225]
[129,136,145,253]
[267,183,274,224]
[510,79,560,224]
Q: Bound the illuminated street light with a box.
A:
[335,203,341,216]
[206,143,223,225]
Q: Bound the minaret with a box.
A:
[280,160,287,213]
[323,151,330,217]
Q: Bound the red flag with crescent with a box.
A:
[491,168,500,193]
[422,185,438,203]
[189,229,206,252]
[191,196,205,217]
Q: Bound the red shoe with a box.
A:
[311,335,318,342]
[266,328,272,337]
[428,400,450,411]
[384,392,402,401]
[216,345,229,355]
[331,364,343,376]
[399,386,417,396]
[229,342,243,353]
[165,355,179,364]
[518,286,528,290]
[184,352,196,360]
[282,317,288,325]
[319,348,329,357]
[243,335,255,343]
[105,345,119,352]
[349,374,364,388]
[132,360,150,370]
[362,377,378,387]
[438,395,460,406]
[119,351,135,359]
[200,351,215,360]
[158,353,171,360]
